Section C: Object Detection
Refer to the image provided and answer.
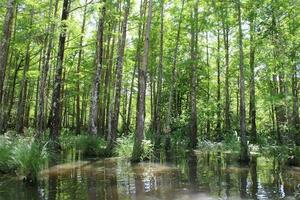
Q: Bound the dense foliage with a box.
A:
[0,0,299,164]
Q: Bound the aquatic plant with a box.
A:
[197,133,240,153]
[11,137,49,183]
[116,135,154,160]
[0,135,49,183]
[60,133,106,156]
[140,139,154,160]
[0,136,15,173]
[115,136,134,158]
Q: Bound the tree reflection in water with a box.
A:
[0,151,300,200]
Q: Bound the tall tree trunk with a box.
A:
[132,0,153,162]
[216,29,222,141]
[104,26,116,138]
[88,0,106,135]
[37,0,59,137]
[0,0,16,134]
[75,0,88,134]
[165,0,185,147]
[237,0,249,163]
[108,0,130,149]
[189,0,199,149]
[49,0,70,141]
[249,14,257,144]
[222,4,231,133]
[206,32,211,139]
[16,41,31,134]
[6,58,22,130]
[125,0,146,135]
[99,23,113,137]
[155,0,164,146]
[292,63,299,145]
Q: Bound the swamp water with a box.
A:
[1,151,300,200]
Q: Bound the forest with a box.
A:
[0,0,299,199]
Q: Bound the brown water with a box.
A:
[1,151,300,200]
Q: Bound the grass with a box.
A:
[60,133,107,156]
[0,135,49,183]
[115,136,134,158]
[0,136,15,173]
[197,133,241,153]
[115,135,154,160]
[11,137,49,182]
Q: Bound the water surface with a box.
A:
[0,151,300,200]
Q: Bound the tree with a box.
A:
[155,0,164,146]
[132,0,153,162]
[237,0,249,163]
[75,0,88,135]
[108,0,130,149]
[88,0,106,135]
[37,0,59,137]
[49,0,70,140]
[0,0,16,134]
[189,0,199,149]
[248,3,257,143]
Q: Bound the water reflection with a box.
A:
[0,151,300,200]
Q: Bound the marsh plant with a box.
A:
[0,136,49,183]
[60,133,106,156]
[115,135,154,160]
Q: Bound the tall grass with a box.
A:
[115,135,154,160]
[11,137,48,182]
[60,133,107,156]
[115,136,134,158]
[0,136,15,173]
[0,136,49,183]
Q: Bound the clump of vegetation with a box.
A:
[11,137,49,183]
[197,132,240,152]
[60,132,106,156]
[140,139,154,160]
[0,136,48,184]
[115,135,154,160]
[115,136,134,158]
[0,136,15,173]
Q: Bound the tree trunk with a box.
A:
[88,0,106,135]
[125,0,146,135]
[189,0,199,149]
[249,14,257,144]
[292,63,299,145]
[165,0,185,147]
[6,58,22,130]
[132,0,153,162]
[49,0,70,141]
[108,0,130,149]
[37,0,59,137]
[237,0,249,163]
[0,0,16,134]
[16,41,31,134]
[222,4,231,133]
[75,0,88,134]
[216,30,222,141]
[154,0,164,147]
[206,32,211,139]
